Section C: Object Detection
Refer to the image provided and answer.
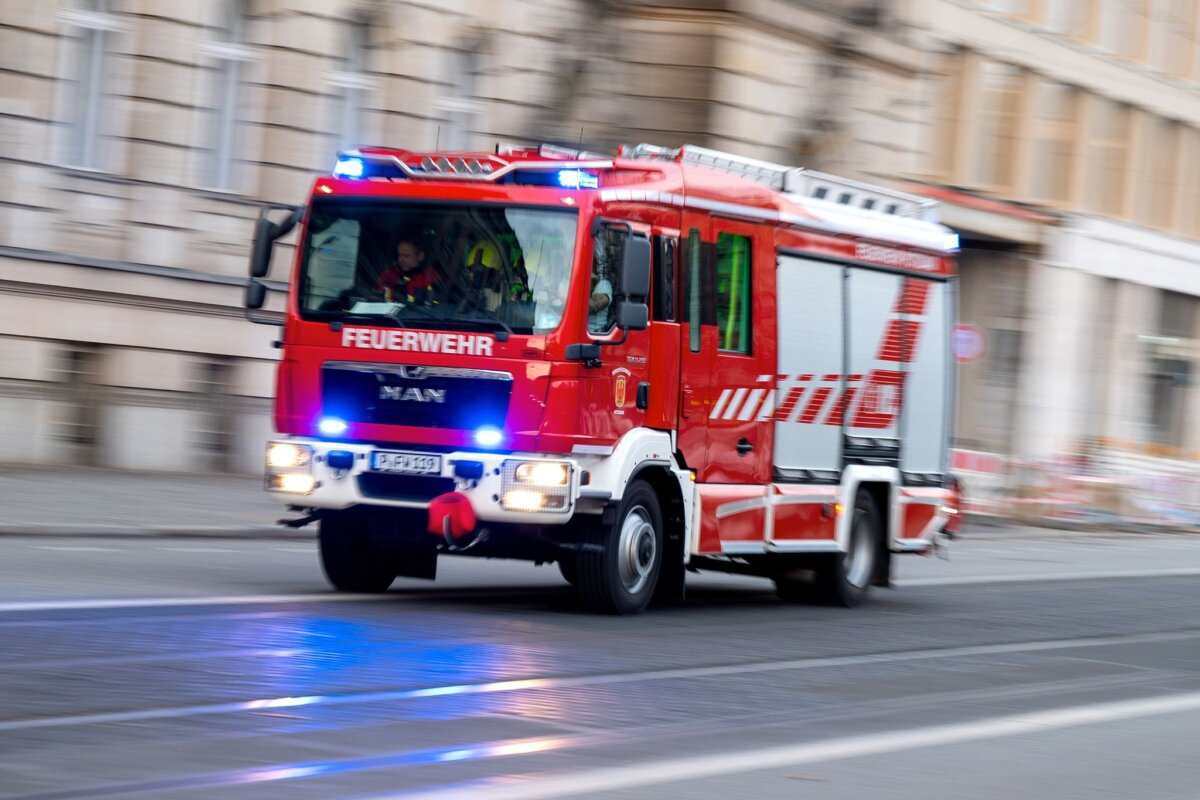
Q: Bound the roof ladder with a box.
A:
[621,142,940,222]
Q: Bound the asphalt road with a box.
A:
[1,533,1198,799]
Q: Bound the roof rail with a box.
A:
[620,142,939,222]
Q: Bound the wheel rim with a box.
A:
[617,505,657,595]
[845,511,875,589]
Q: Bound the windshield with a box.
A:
[299,199,578,335]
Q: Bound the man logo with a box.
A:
[379,386,446,403]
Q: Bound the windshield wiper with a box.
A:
[450,315,513,341]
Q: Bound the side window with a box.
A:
[588,225,626,334]
[653,236,677,322]
[715,232,752,353]
[684,228,702,351]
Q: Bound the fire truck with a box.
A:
[245,142,959,614]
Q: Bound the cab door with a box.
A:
[677,215,776,551]
[702,217,774,484]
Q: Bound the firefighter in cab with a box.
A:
[464,240,506,311]
[376,234,440,304]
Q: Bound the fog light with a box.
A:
[274,473,316,494]
[267,443,311,468]
[503,490,546,512]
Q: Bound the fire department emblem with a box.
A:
[612,368,631,408]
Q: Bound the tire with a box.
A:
[577,480,663,614]
[815,491,881,607]
[318,510,397,593]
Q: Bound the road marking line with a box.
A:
[0,566,1194,614]
[897,567,1200,586]
[378,691,1200,800]
[0,628,1194,733]
[0,593,380,613]
[33,546,114,552]
[158,547,240,553]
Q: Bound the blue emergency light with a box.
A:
[333,157,365,179]
[556,169,599,190]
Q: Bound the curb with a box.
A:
[0,525,313,540]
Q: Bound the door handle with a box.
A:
[736,437,753,456]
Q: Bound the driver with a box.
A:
[376,235,440,304]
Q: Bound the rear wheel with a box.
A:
[815,491,881,607]
[577,480,663,614]
[318,510,396,593]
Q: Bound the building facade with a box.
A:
[0,1,1197,492]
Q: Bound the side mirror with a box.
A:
[248,205,304,278]
[248,217,275,279]
[245,278,268,309]
[619,236,651,299]
[615,300,649,331]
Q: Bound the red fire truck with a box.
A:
[246,142,959,614]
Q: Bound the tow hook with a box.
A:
[439,517,490,553]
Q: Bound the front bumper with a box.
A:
[265,438,588,525]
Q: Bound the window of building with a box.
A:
[1098,0,1150,61]
[200,0,253,190]
[970,60,1024,192]
[441,47,480,151]
[983,0,1032,15]
[1148,0,1195,76]
[1148,291,1195,446]
[59,0,120,169]
[1028,80,1079,204]
[192,360,233,470]
[1082,96,1131,217]
[53,347,102,465]
[1043,0,1091,36]
[1178,127,1200,238]
[332,15,373,152]
[1135,115,1180,229]
[715,233,751,354]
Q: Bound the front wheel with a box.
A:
[576,480,663,614]
[815,491,881,607]
[318,511,396,593]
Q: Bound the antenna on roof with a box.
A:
[435,126,441,151]
[577,127,584,156]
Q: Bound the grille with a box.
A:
[323,363,512,429]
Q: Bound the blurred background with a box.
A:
[0,0,1196,527]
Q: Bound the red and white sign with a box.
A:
[953,323,985,363]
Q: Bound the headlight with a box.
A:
[266,442,315,494]
[514,461,570,486]
[267,443,312,468]
[502,459,572,512]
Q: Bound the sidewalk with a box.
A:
[0,466,305,539]
[0,465,1191,540]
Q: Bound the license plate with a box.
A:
[370,451,442,475]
